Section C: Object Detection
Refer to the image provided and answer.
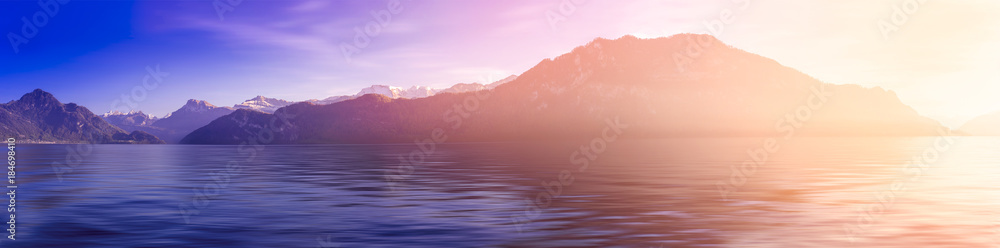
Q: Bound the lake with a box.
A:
[5,137,999,247]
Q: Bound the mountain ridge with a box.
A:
[959,110,1000,135]
[1,89,164,144]
[181,34,952,145]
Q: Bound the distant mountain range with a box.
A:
[180,34,951,145]
[96,77,519,143]
[234,96,296,114]
[4,35,957,145]
[213,76,519,114]
[101,99,239,143]
[150,100,238,143]
[0,89,164,144]
[959,111,1000,135]
[101,110,159,130]
[257,77,519,112]
[347,76,517,99]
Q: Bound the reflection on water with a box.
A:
[6,137,1000,247]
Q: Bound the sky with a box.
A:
[0,0,998,127]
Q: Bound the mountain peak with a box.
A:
[233,95,296,114]
[174,99,232,114]
[185,99,216,108]
[3,89,164,144]
[18,89,61,106]
[102,110,148,117]
[582,33,722,51]
[355,93,393,103]
[356,85,403,98]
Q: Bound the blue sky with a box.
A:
[1,0,998,127]
[2,0,636,117]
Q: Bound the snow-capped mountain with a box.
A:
[173,99,231,114]
[435,75,519,95]
[438,83,487,94]
[401,86,436,99]
[299,81,501,107]
[184,35,950,145]
[347,76,518,99]
[97,76,521,141]
[307,95,353,105]
[355,85,404,99]
[233,96,296,114]
[99,99,236,144]
[144,99,236,143]
[101,110,159,127]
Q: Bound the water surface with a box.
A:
[6,137,1000,247]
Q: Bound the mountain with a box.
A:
[340,78,518,101]
[959,111,1000,135]
[437,83,486,95]
[293,78,519,107]
[0,89,164,144]
[352,85,446,99]
[437,76,518,95]
[147,99,235,143]
[101,111,159,130]
[355,85,403,98]
[486,75,518,89]
[100,111,170,140]
[307,95,353,105]
[182,34,949,144]
[296,85,433,107]
[233,96,296,114]
[401,86,436,98]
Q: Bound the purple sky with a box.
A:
[1,0,998,127]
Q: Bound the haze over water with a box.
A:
[8,137,999,247]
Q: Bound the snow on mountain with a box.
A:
[233,95,297,114]
[305,95,351,105]
[355,85,403,98]
[400,86,436,99]
[155,76,521,121]
[438,83,486,94]
[353,85,443,99]
[149,99,236,143]
[348,76,518,99]
[101,110,159,126]
[102,110,157,119]
[437,75,519,94]
[177,99,232,113]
